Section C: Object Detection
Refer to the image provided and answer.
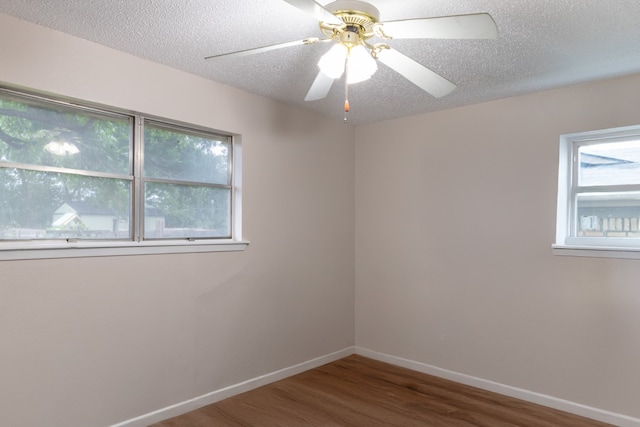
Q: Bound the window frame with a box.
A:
[139,118,235,241]
[554,124,640,259]
[0,87,247,260]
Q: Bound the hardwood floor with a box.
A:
[151,355,614,427]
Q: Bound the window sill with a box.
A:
[552,244,640,260]
[0,239,249,261]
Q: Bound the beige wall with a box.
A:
[0,14,355,427]
[355,73,640,419]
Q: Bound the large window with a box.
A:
[556,125,640,254]
[0,87,243,258]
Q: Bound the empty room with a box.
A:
[1,1,640,426]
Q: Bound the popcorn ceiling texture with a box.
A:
[1,0,640,124]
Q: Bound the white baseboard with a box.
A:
[110,346,355,427]
[112,345,639,427]
[355,347,640,427]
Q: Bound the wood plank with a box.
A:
[151,355,614,426]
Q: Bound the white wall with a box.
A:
[355,73,640,419]
[0,14,355,427]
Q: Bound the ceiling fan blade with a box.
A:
[376,48,456,98]
[205,38,329,60]
[305,71,334,101]
[380,13,497,40]
[281,0,343,25]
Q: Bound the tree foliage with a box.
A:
[144,122,231,236]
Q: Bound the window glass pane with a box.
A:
[144,182,230,239]
[143,122,230,184]
[0,168,132,240]
[576,192,640,238]
[0,93,132,175]
[579,140,640,186]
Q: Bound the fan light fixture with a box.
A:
[318,41,377,84]
[316,15,386,120]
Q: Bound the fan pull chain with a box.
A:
[344,56,350,123]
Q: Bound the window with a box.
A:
[0,87,245,259]
[142,121,232,239]
[555,125,640,257]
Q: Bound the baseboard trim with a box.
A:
[112,345,640,427]
[355,347,640,427]
[110,346,355,427]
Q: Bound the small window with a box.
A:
[0,87,244,259]
[556,125,640,252]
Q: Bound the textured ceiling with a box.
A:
[1,1,640,124]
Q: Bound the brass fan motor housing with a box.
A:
[321,0,380,41]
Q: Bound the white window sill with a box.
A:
[552,244,640,260]
[0,239,249,261]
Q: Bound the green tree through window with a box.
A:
[0,88,233,241]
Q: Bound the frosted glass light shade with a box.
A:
[318,44,347,78]
[347,45,377,84]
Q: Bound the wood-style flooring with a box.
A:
[151,354,614,426]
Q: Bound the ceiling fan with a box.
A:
[205,0,498,120]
